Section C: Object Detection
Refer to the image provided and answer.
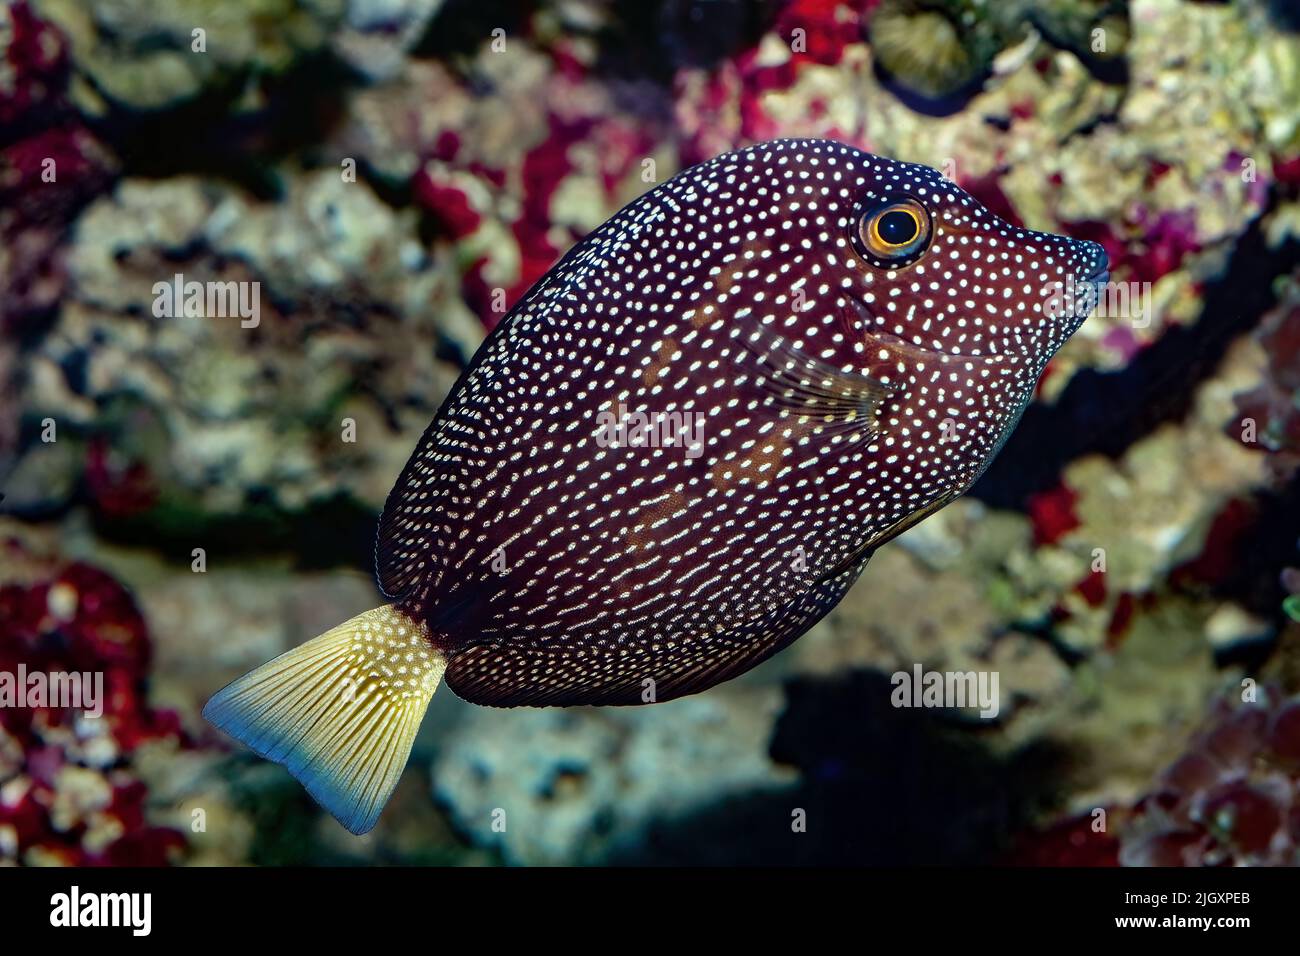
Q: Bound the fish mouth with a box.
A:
[1074,234,1111,318]
[1085,268,1110,293]
[1070,268,1111,321]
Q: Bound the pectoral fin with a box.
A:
[737,329,898,439]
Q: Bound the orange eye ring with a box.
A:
[853,197,932,267]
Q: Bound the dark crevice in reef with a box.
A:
[86,52,355,199]
[87,493,378,574]
[971,209,1300,513]
[1265,0,1300,32]
[605,670,1068,865]
[872,65,994,119]
[592,0,781,85]
[410,0,537,64]
[1176,473,1300,625]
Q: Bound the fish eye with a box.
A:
[853,198,932,268]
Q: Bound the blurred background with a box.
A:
[1,0,1299,866]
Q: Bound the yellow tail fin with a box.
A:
[202,604,445,835]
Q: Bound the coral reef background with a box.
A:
[2,0,1299,866]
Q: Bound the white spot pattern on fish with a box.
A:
[374,138,1107,706]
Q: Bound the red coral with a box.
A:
[0,548,188,865]
[1119,689,1300,866]
[99,825,187,867]
[1105,591,1137,646]
[1127,209,1200,285]
[777,0,872,68]
[0,127,110,221]
[1273,153,1300,189]
[504,119,591,320]
[1068,208,1200,289]
[1017,690,1300,867]
[1026,483,1080,546]
[1170,497,1258,590]
[1229,282,1300,481]
[1099,323,1144,363]
[0,2,69,128]
[84,439,160,519]
[675,0,877,164]
[413,165,483,240]
[0,5,115,331]
[1003,810,1122,866]
[1074,569,1107,607]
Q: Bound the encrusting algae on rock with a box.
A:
[205,138,1107,833]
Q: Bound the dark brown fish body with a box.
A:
[206,138,1107,832]
[380,138,1107,705]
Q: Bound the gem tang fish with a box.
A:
[205,139,1108,833]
